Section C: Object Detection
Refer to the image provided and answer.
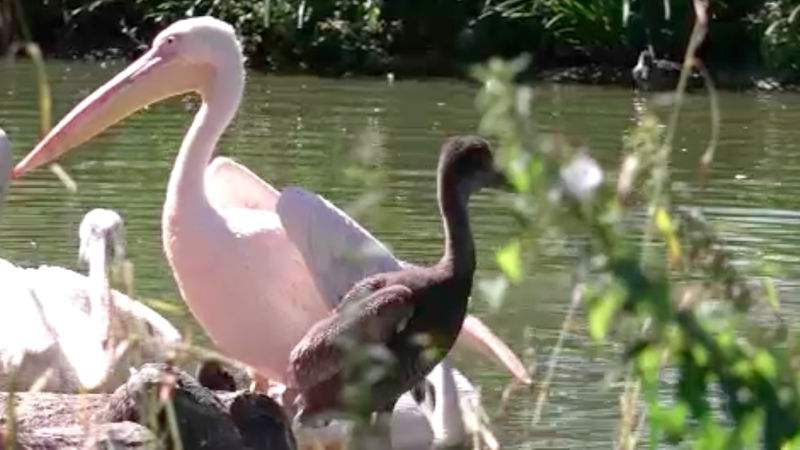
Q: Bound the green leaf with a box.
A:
[652,403,688,443]
[752,350,777,380]
[761,277,780,311]
[636,345,661,376]
[142,298,183,315]
[496,239,523,283]
[587,287,624,341]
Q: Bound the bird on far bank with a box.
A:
[632,46,701,92]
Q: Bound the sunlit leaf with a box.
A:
[761,277,780,311]
[587,287,624,341]
[654,207,681,266]
[496,239,523,283]
[752,350,777,380]
[651,403,688,443]
[636,345,661,377]
[142,298,183,315]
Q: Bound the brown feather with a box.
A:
[288,285,414,390]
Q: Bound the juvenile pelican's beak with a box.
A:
[487,167,514,192]
[455,315,532,384]
[12,46,212,178]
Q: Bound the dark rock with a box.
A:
[224,393,297,450]
[196,360,238,392]
[95,363,243,449]
[1,363,296,450]
[0,392,108,430]
[194,361,297,449]
[6,422,157,449]
[97,363,296,450]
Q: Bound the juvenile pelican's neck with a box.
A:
[437,173,475,278]
[166,62,245,207]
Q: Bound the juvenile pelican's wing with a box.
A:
[205,156,281,211]
[276,186,404,308]
[288,285,414,389]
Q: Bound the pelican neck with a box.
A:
[86,234,110,339]
[165,60,245,208]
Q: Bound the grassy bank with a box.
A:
[4,0,800,87]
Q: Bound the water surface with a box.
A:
[1,60,799,448]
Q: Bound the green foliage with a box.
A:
[472,6,800,446]
[759,1,800,78]
[5,0,800,79]
[536,0,627,48]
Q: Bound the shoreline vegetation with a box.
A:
[4,0,800,90]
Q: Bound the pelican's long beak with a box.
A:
[455,315,532,385]
[12,46,210,178]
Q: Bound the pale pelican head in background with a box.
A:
[11,15,533,404]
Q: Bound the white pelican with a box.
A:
[10,17,531,396]
[0,129,181,392]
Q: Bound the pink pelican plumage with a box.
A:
[10,17,530,394]
[0,129,181,392]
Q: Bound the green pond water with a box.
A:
[2,59,800,448]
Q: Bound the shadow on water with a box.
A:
[2,60,800,447]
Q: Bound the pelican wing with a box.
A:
[0,264,56,367]
[21,265,181,345]
[205,156,281,211]
[277,186,405,308]
[288,285,414,389]
[0,264,107,390]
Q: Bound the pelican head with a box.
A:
[79,208,126,268]
[12,16,245,178]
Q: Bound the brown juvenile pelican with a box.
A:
[288,136,512,443]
